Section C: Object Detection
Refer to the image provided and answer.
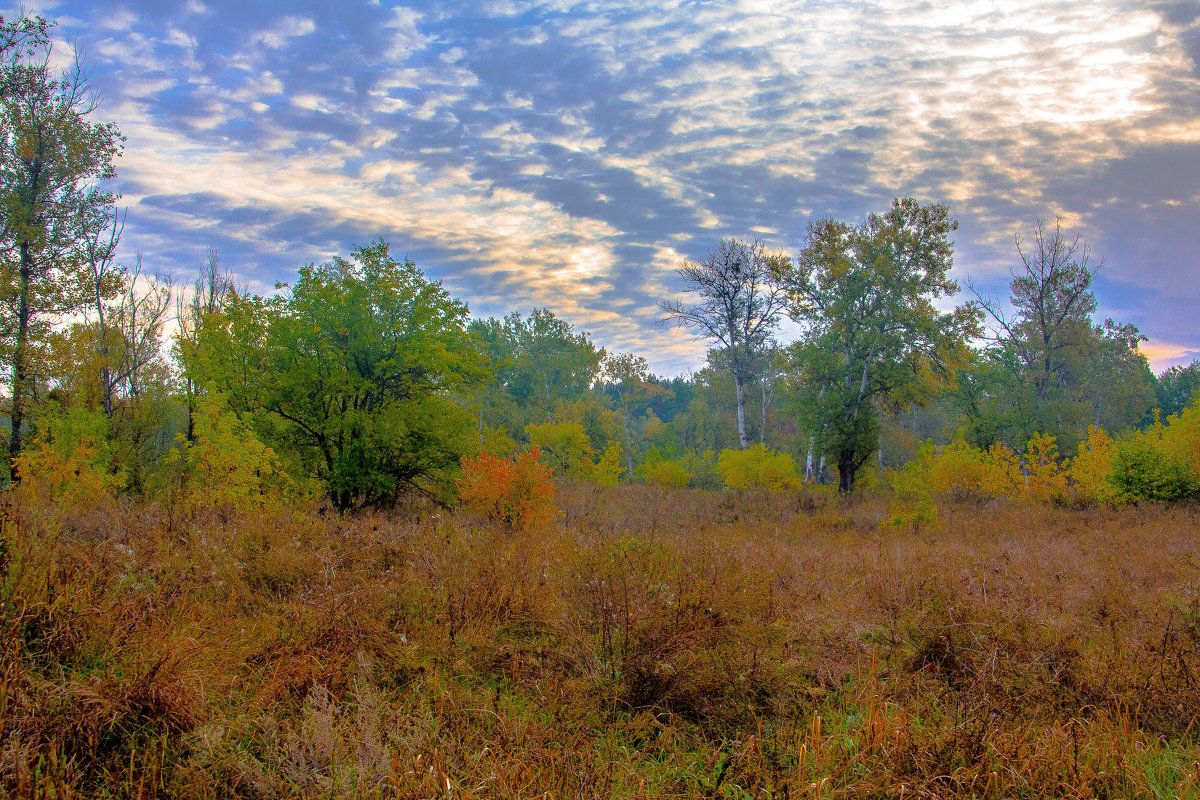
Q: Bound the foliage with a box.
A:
[1069,425,1117,506]
[526,421,595,479]
[637,447,693,488]
[457,447,558,529]
[784,197,981,492]
[187,241,487,510]
[470,308,603,430]
[716,443,800,490]
[0,13,125,468]
[891,435,1021,501]
[13,404,122,505]
[1156,360,1200,418]
[1107,411,1199,505]
[968,220,1156,452]
[591,440,625,487]
[163,394,291,513]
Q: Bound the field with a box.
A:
[2,487,1199,798]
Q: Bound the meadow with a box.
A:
[2,486,1198,799]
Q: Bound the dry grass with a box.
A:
[1,486,1198,798]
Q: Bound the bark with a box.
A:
[734,373,749,449]
[838,457,856,493]
[9,242,33,480]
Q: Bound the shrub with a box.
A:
[717,444,800,490]
[1069,425,1117,506]
[638,447,692,488]
[1108,431,1197,504]
[587,441,625,487]
[1024,432,1069,504]
[163,394,292,513]
[457,448,558,530]
[14,405,124,505]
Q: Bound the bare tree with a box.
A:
[661,238,788,449]
[969,217,1099,412]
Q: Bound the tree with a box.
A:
[176,245,235,442]
[469,308,603,433]
[661,237,788,449]
[1156,360,1200,418]
[968,219,1154,449]
[783,197,980,492]
[0,14,123,473]
[188,241,488,510]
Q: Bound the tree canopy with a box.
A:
[783,197,981,492]
[187,241,488,510]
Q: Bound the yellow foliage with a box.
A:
[586,441,625,487]
[641,456,692,488]
[717,444,801,491]
[1024,433,1069,504]
[1069,426,1116,506]
[167,396,291,512]
[14,406,124,507]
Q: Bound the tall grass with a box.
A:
[1,486,1198,797]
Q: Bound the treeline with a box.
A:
[2,13,1198,513]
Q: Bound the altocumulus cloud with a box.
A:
[38,0,1200,374]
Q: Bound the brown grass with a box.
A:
[1,486,1198,798]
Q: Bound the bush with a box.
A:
[638,447,692,488]
[162,395,292,513]
[717,444,801,490]
[457,448,558,530]
[14,405,124,506]
[1069,425,1117,506]
[1107,432,1197,504]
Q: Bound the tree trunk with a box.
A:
[9,242,33,481]
[734,373,748,449]
[760,382,769,444]
[838,458,856,493]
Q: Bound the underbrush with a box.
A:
[1,487,1198,797]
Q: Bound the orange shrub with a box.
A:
[457,447,558,530]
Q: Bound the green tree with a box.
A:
[968,220,1155,450]
[0,15,123,472]
[783,197,980,492]
[1156,360,1200,418]
[188,241,487,510]
[661,238,789,449]
[469,308,603,434]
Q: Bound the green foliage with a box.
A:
[526,421,595,479]
[186,241,487,510]
[1107,412,1199,505]
[1156,360,1200,418]
[0,15,125,468]
[784,197,981,492]
[717,443,800,490]
[470,308,603,430]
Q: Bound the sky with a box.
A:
[31,0,1200,376]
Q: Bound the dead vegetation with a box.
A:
[1,486,1199,798]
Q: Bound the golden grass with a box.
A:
[1,486,1198,798]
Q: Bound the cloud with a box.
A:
[250,16,317,49]
[47,0,1200,375]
